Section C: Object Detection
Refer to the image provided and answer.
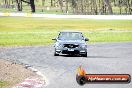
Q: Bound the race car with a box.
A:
[52,31,89,57]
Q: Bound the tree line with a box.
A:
[1,0,35,12]
[0,0,132,14]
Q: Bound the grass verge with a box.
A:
[0,81,8,88]
[0,17,132,46]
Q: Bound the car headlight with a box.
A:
[55,43,62,48]
[81,44,87,49]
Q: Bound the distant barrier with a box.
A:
[0,12,132,20]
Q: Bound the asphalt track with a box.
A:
[0,42,132,88]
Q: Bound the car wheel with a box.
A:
[54,53,59,56]
[54,51,59,56]
[82,53,87,57]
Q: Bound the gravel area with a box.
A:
[0,59,37,88]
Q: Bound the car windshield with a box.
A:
[58,32,84,40]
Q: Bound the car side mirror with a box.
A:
[85,38,89,41]
[52,38,57,41]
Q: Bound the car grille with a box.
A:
[63,44,79,48]
[62,50,80,54]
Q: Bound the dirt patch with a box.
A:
[0,59,37,88]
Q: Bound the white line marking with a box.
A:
[0,12,132,20]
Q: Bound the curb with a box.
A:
[12,65,49,88]
[13,78,45,88]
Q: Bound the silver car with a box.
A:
[52,31,89,57]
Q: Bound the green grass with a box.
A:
[0,17,132,46]
[0,8,63,14]
[0,80,8,88]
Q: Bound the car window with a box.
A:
[58,32,84,40]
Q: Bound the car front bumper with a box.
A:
[55,48,87,55]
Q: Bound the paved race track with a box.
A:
[0,42,132,88]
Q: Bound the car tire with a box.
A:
[82,53,87,57]
[54,52,59,56]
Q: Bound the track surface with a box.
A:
[0,42,132,88]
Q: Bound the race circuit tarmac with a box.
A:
[0,42,132,88]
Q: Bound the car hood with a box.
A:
[57,40,86,45]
